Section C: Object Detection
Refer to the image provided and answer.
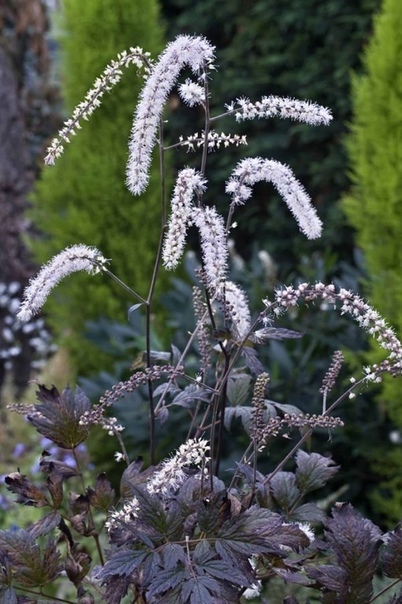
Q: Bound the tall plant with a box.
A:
[31,0,165,375]
[4,35,402,603]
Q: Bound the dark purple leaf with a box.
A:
[0,587,17,604]
[319,504,382,603]
[103,575,130,604]
[28,384,91,448]
[307,564,348,591]
[5,472,48,507]
[241,346,265,376]
[119,457,153,499]
[161,543,186,570]
[269,472,301,512]
[147,566,186,600]
[87,473,115,511]
[382,526,402,578]
[295,450,339,494]
[65,548,92,586]
[273,568,313,586]
[289,502,326,524]
[100,550,148,579]
[171,384,211,408]
[27,511,61,539]
[226,375,252,406]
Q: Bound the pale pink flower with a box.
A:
[226,157,322,239]
[233,95,332,126]
[178,78,205,107]
[220,281,251,340]
[147,438,210,496]
[192,206,228,291]
[45,48,149,165]
[126,35,215,195]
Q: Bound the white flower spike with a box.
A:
[17,244,107,321]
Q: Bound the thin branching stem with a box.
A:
[144,117,168,465]
[72,448,105,566]
[102,268,147,304]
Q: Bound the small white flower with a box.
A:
[178,78,205,107]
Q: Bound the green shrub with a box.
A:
[31,0,166,375]
[343,0,402,522]
[343,0,402,419]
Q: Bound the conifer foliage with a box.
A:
[31,0,165,374]
[343,0,402,421]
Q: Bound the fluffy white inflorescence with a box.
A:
[220,281,251,340]
[178,78,205,107]
[126,35,215,195]
[17,245,107,322]
[147,438,210,496]
[162,168,207,269]
[232,95,332,126]
[226,157,322,239]
[192,206,228,291]
[106,439,210,529]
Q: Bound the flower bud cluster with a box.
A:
[263,282,402,376]
[100,365,185,405]
[320,350,344,395]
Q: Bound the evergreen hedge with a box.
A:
[343,0,402,524]
[31,0,166,375]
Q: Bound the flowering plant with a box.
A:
[3,35,402,603]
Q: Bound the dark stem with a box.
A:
[145,117,168,465]
[214,352,231,476]
[73,448,105,566]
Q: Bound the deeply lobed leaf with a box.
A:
[28,384,91,448]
